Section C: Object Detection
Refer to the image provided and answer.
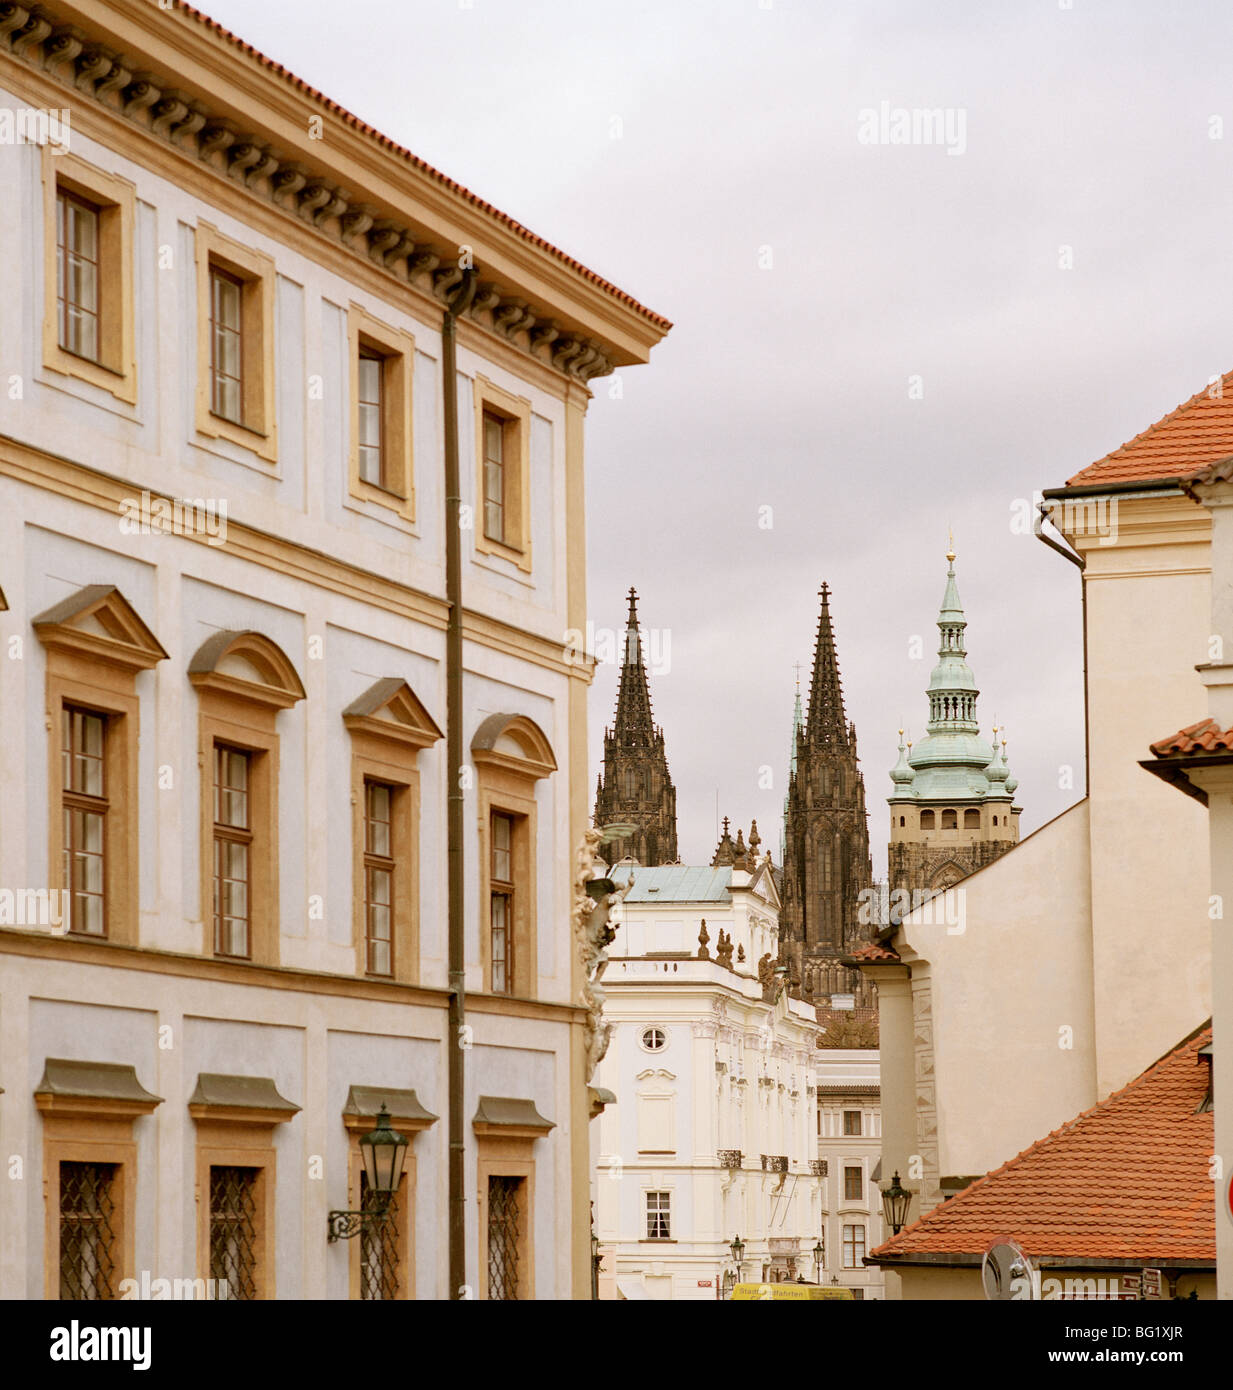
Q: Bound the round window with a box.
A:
[640,1026,667,1053]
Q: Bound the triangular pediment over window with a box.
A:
[188,629,305,709]
[32,584,168,671]
[342,677,443,750]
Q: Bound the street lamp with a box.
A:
[590,1203,603,1301]
[813,1240,824,1280]
[881,1169,912,1236]
[327,1106,408,1241]
[730,1234,745,1266]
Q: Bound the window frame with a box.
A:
[844,1165,863,1201]
[473,374,532,572]
[194,221,277,461]
[842,1109,862,1137]
[56,188,101,364]
[35,587,166,948]
[190,631,305,967]
[489,811,516,996]
[41,150,137,403]
[645,1189,672,1240]
[347,303,415,521]
[842,1222,866,1270]
[344,680,440,986]
[61,705,109,938]
[472,715,556,1001]
[212,743,254,959]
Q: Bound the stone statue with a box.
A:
[574,827,632,1082]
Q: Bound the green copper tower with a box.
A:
[888,545,1021,894]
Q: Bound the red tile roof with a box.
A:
[845,942,901,963]
[1150,718,1233,759]
[871,1027,1214,1265]
[1067,371,1233,489]
[178,5,671,332]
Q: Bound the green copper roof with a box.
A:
[621,865,733,903]
[889,551,1017,804]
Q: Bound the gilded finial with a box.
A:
[946,528,955,565]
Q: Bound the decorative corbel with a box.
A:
[0,8,32,46]
[270,162,307,206]
[150,93,190,139]
[470,281,501,316]
[94,56,131,101]
[42,25,84,77]
[122,74,161,119]
[10,10,52,57]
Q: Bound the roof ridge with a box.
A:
[875,1024,1212,1256]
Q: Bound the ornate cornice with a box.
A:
[0,1,618,384]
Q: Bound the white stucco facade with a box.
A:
[0,1,667,1302]
[593,860,856,1299]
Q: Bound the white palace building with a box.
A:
[593,856,885,1299]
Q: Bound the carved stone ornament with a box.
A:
[574,827,632,1084]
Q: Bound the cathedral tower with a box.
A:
[594,589,679,865]
[888,547,1021,894]
[780,584,875,1004]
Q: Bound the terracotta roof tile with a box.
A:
[871,1027,1214,1264]
[1149,718,1233,758]
[1066,371,1233,489]
[178,5,671,332]
[846,942,901,963]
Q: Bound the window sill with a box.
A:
[639,1239,677,1244]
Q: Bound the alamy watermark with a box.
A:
[0,888,69,931]
[858,102,966,156]
[119,492,228,546]
[563,622,672,675]
[858,884,966,935]
[120,1270,230,1300]
[0,106,70,153]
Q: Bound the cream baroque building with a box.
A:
[593,860,826,1299]
[856,373,1220,1298]
[0,1,667,1300]
[813,1048,885,1299]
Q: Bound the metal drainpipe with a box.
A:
[1034,500,1089,798]
[443,268,478,1299]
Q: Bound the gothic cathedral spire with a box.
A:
[594,588,679,866]
[780,583,875,1006]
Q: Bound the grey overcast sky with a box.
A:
[202,0,1233,874]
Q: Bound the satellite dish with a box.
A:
[981,1238,1036,1300]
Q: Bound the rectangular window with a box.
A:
[59,1161,118,1299]
[56,191,100,361]
[359,1172,401,1300]
[844,1165,863,1201]
[364,779,395,977]
[645,1190,671,1239]
[61,706,107,936]
[209,265,244,423]
[852,1287,865,1300]
[487,1175,524,1300]
[209,1165,259,1300]
[357,350,386,487]
[490,812,514,995]
[213,745,252,958]
[482,410,506,544]
[843,1223,865,1270]
[843,1110,862,1136]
